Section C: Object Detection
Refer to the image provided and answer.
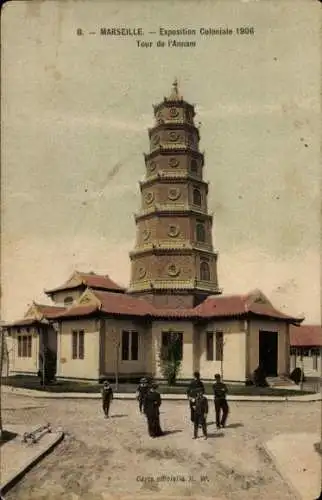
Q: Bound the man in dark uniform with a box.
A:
[144,382,164,437]
[186,371,205,423]
[213,373,229,429]
[136,377,149,413]
[192,389,208,440]
[101,381,113,418]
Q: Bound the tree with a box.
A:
[158,332,182,386]
[39,347,57,385]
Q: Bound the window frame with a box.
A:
[17,334,32,358]
[206,331,214,361]
[200,261,210,281]
[215,331,223,361]
[196,220,206,243]
[190,159,198,174]
[121,330,139,361]
[71,330,85,360]
[192,188,202,206]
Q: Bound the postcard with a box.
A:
[1,1,321,500]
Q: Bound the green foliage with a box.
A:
[39,347,57,384]
[158,333,182,386]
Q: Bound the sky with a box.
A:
[2,0,321,322]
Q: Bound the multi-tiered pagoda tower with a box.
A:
[128,80,221,308]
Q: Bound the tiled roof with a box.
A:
[56,291,153,319]
[57,304,99,318]
[4,304,66,328]
[33,303,66,318]
[290,325,322,347]
[97,290,154,316]
[51,289,301,323]
[45,271,125,294]
[194,292,301,322]
[4,318,49,328]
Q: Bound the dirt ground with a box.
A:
[2,394,320,500]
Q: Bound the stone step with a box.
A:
[267,377,295,387]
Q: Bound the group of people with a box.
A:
[100,371,229,440]
[186,371,229,439]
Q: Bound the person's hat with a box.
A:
[214,373,221,379]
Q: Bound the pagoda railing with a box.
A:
[194,280,219,291]
[141,172,208,184]
[134,204,213,220]
[128,278,219,292]
[130,240,214,254]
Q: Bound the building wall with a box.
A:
[141,184,189,210]
[290,350,321,377]
[145,293,195,309]
[145,152,202,180]
[197,320,246,381]
[8,327,40,374]
[101,318,151,376]
[136,218,158,246]
[155,215,191,241]
[57,318,100,380]
[152,320,194,379]
[248,319,289,376]
[50,289,84,306]
[131,252,196,285]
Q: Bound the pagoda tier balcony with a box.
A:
[144,147,205,163]
[128,278,221,294]
[129,240,216,257]
[148,122,200,141]
[134,204,213,222]
[150,143,200,154]
[139,175,209,191]
[153,99,195,115]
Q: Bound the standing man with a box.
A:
[144,382,164,437]
[101,380,113,418]
[186,371,205,423]
[136,377,149,414]
[213,373,229,429]
[192,390,208,440]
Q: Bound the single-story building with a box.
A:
[4,272,303,383]
[290,324,322,377]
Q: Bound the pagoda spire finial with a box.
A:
[169,78,181,100]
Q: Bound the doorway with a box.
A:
[259,330,278,376]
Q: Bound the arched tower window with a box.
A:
[191,159,198,174]
[200,261,210,281]
[193,188,201,206]
[196,221,206,242]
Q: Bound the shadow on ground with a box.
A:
[225,423,244,429]
[0,430,17,448]
[205,432,225,439]
[162,429,183,436]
